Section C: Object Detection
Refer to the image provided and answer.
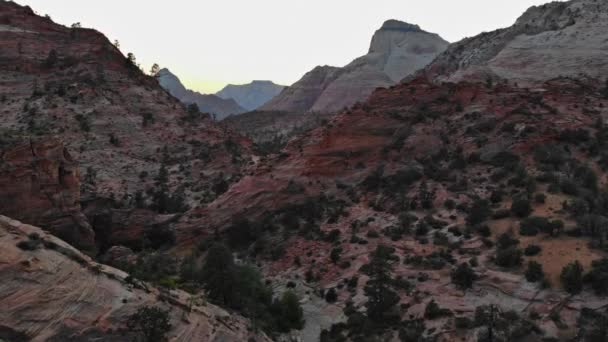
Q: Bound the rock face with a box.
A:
[0,138,96,254]
[423,0,608,84]
[223,109,333,154]
[181,76,608,241]
[0,2,251,210]
[157,68,246,120]
[233,20,448,149]
[216,80,285,111]
[261,20,448,113]
[177,73,608,340]
[258,66,343,113]
[0,215,270,342]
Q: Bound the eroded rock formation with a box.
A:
[0,215,270,342]
[0,138,95,253]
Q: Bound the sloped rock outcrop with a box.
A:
[0,138,95,254]
[423,0,608,84]
[0,215,270,342]
[0,1,251,209]
[261,20,448,113]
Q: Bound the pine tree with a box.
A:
[201,243,236,305]
[127,306,172,342]
[364,245,399,323]
[560,260,584,295]
[451,263,477,290]
[276,291,304,331]
[525,261,544,283]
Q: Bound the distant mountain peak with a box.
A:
[216,81,285,111]
[157,68,245,119]
[262,19,448,113]
[379,20,424,33]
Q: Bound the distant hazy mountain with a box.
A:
[157,68,245,120]
[216,80,285,111]
[261,20,449,113]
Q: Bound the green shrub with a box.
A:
[126,306,172,342]
[273,291,305,332]
[495,247,523,268]
[444,199,456,210]
[511,197,532,218]
[424,300,451,319]
[330,247,342,264]
[74,114,91,132]
[561,179,579,196]
[496,233,519,250]
[519,216,561,236]
[560,260,584,295]
[467,199,492,225]
[451,263,477,290]
[534,193,546,204]
[325,288,338,303]
[524,245,542,256]
[585,258,608,295]
[490,151,520,168]
[490,190,505,204]
[525,261,544,282]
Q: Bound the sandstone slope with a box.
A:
[423,0,608,85]
[0,215,269,342]
[0,2,251,211]
[178,73,608,340]
[0,137,95,253]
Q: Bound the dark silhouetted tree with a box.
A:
[525,261,544,283]
[201,243,236,305]
[451,263,477,290]
[364,245,399,323]
[127,306,172,342]
[561,260,584,295]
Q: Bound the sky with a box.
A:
[15,0,562,94]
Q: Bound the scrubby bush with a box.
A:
[330,247,342,264]
[467,199,492,225]
[560,260,584,295]
[444,199,456,210]
[496,233,519,250]
[451,263,477,290]
[525,261,544,283]
[490,151,520,169]
[273,291,305,332]
[585,258,608,296]
[534,193,546,204]
[490,190,505,204]
[524,245,542,256]
[424,299,452,319]
[126,306,172,342]
[200,243,305,333]
[495,247,523,268]
[519,216,563,236]
[511,197,532,218]
[325,288,338,303]
[364,245,400,324]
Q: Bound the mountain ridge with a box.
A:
[261,19,449,113]
[216,80,285,111]
[157,68,246,120]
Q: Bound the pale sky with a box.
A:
[15,0,562,93]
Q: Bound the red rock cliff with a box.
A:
[0,138,96,253]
